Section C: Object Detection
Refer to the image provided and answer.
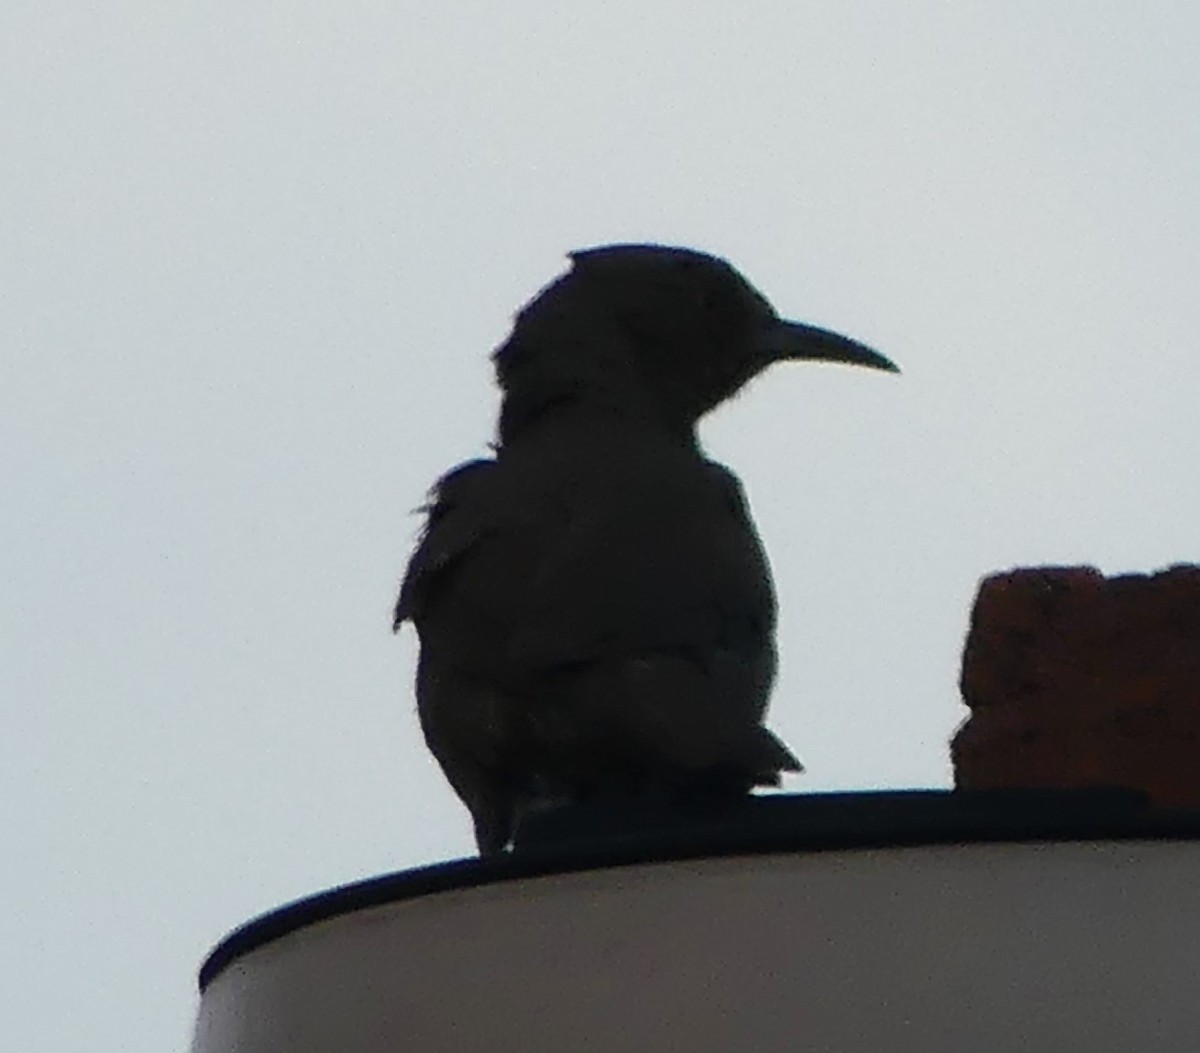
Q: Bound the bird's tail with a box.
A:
[749,727,804,786]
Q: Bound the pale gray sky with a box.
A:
[4,3,1199,1050]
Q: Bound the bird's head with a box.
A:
[494,244,898,441]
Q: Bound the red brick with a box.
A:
[952,565,1200,808]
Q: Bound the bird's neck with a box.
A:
[496,385,700,449]
[493,308,701,447]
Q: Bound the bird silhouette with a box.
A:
[395,244,897,854]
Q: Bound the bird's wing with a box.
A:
[394,458,499,630]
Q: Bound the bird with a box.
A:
[394,244,897,854]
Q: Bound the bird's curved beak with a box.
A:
[762,318,900,373]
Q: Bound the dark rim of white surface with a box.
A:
[198,787,1200,992]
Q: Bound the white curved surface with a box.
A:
[192,840,1200,1052]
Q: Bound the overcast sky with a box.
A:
[5,3,1200,1050]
